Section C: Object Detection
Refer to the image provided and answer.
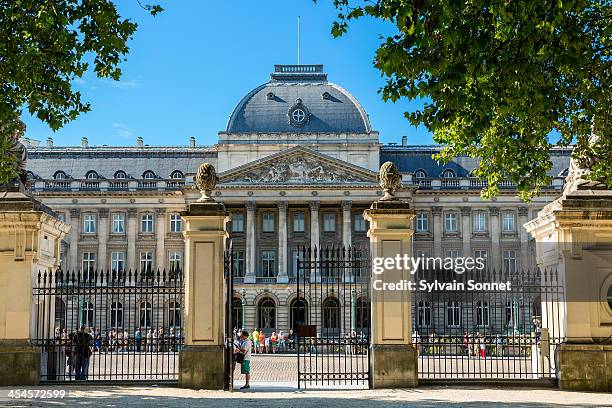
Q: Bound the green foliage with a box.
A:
[0,1,162,185]
[325,0,612,200]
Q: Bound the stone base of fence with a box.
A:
[370,344,418,388]
[0,340,40,386]
[557,343,612,392]
[179,345,224,389]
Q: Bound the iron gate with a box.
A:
[295,245,372,389]
[412,267,564,382]
[32,268,184,382]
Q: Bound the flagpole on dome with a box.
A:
[297,16,301,65]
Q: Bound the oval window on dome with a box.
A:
[292,108,306,123]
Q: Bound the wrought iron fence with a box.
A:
[32,268,184,382]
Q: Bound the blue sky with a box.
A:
[21,0,434,147]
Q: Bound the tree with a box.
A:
[326,0,612,200]
[0,0,162,186]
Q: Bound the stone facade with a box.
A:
[24,64,572,335]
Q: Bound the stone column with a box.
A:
[364,200,417,388]
[518,207,529,270]
[432,206,443,257]
[277,202,288,284]
[244,201,256,284]
[342,200,352,249]
[155,208,166,271]
[98,209,109,271]
[461,207,471,257]
[69,209,80,271]
[309,201,320,249]
[127,209,137,272]
[179,200,230,389]
[0,192,70,385]
[489,207,501,270]
[524,190,612,392]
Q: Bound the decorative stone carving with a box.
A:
[309,201,320,211]
[378,161,401,201]
[461,207,471,217]
[70,208,80,219]
[489,207,500,216]
[98,208,109,218]
[277,201,288,210]
[342,200,352,211]
[127,208,137,217]
[195,163,218,202]
[245,201,256,211]
[518,207,529,217]
[224,154,375,184]
[432,206,443,216]
[2,119,28,190]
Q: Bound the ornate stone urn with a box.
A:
[195,163,218,202]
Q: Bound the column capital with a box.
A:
[127,208,137,217]
[432,206,443,216]
[155,208,166,216]
[518,207,529,217]
[98,208,109,218]
[70,208,80,219]
[342,200,352,211]
[277,201,288,211]
[489,207,500,216]
[460,207,471,217]
[309,201,320,211]
[245,201,256,211]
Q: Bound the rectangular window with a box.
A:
[444,212,458,232]
[323,213,336,232]
[445,249,460,259]
[503,250,517,273]
[141,213,154,233]
[417,301,431,327]
[293,212,305,233]
[476,301,490,326]
[414,250,430,258]
[170,213,183,232]
[140,251,153,272]
[474,249,488,270]
[416,212,429,232]
[502,211,516,232]
[447,302,461,327]
[82,252,96,273]
[353,214,366,232]
[232,212,244,232]
[232,250,245,277]
[262,212,275,233]
[112,213,125,234]
[473,211,487,233]
[261,250,275,277]
[83,214,96,233]
[111,251,125,272]
[169,251,183,272]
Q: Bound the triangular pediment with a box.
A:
[219,147,378,185]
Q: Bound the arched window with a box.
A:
[110,301,123,328]
[322,298,340,332]
[355,297,370,333]
[142,170,156,179]
[169,301,181,328]
[114,170,127,179]
[55,297,66,330]
[257,297,276,330]
[140,301,152,328]
[476,301,489,326]
[417,300,431,327]
[290,298,308,331]
[441,169,456,178]
[85,170,99,179]
[414,169,427,178]
[81,301,94,328]
[232,298,243,330]
[53,171,67,180]
[170,170,184,179]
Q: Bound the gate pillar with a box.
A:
[363,162,417,388]
[0,192,69,386]
[179,164,230,390]
[525,184,612,392]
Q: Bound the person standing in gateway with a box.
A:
[238,330,252,389]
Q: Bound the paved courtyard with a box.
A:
[0,385,610,407]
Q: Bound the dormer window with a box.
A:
[266,92,275,100]
[114,170,127,179]
[142,170,156,179]
[170,170,184,179]
[54,171,67,180]
[441,169,456,178]
[559,168,569,177]
[85,171,99,180]
[414,170,427,178]
[322,91,331,100]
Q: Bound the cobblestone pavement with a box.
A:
[0,385,610,407]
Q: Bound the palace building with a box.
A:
[25,64,572,335]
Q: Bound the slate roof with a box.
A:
[225,65,372,134]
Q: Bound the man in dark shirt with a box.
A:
[74,325,93,380]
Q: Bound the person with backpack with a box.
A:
[234,330,252,390]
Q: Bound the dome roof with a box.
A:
[225,65,372,134]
